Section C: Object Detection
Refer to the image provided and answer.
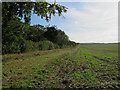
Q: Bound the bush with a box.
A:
[54,44,60,49]
[2,38,26,54]
[38,40,55,50]
[20,40,39,52]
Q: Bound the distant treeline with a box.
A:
[2,19,79,54]
[80,43,118,45]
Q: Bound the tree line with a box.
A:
[2,19,78,54]
[2,2,79,54]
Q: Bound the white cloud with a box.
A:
[63,2,118,43]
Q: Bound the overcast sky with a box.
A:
[31,2,118,43]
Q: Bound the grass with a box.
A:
[2,44,120,89]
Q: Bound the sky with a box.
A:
[31,2,118,43]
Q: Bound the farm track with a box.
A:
[2,44,120,89]
[38,46,120,89]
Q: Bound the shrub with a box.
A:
[38,40,55,50]
[54,44,60,49]
[20,40,39,52]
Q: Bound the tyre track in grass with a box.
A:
[33,46,80,88]
[71,47,119,89]
[81,49,119,89]
[92,55,119,86]
[33,46,119,89]
[92,56,118,65]
[44,47,90,88]
[52,46,94,88]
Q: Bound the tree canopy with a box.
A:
[2,2,68,27]
[44,26,69,46]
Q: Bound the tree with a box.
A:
[2,1,68,54]
[2,19,29,54]
[44,26,69,47]
[26,25,47,42]
[2,2,68,28]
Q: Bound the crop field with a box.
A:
[2,43,120,89]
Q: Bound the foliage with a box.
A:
[38,40,55,50]
[23,40,40,51]
[2,19,78,54]
[44,26,69,46]
[2,2,78,54]
[26,25,47,42]
[2,19,29,54]
[2,2,68,27]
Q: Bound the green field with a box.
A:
[2,44,120,89]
